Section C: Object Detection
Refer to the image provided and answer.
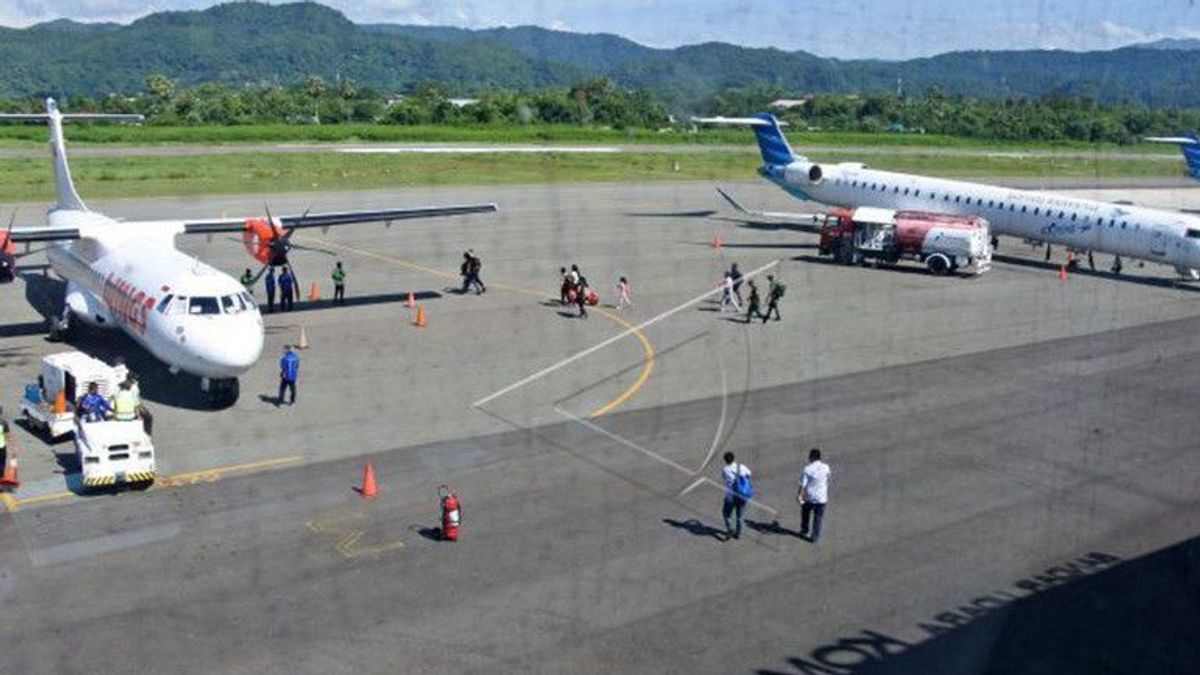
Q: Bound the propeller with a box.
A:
[247,206,314,291]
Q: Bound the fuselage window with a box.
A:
[1021,205,1027,213]
[1058,211,1065,219]
[1070,213,1076,221]
[955,196,961,203]
[893,186,899,194]
[903,188,909,195]
[1034,208,1040,215]
[1121,221,1127,229]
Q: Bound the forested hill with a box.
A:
[4,1,1200,108]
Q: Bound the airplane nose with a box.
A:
[191,319,264,377]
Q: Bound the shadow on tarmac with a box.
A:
[662,518,726,541]
[757,535,1200,675]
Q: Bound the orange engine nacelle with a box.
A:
[242,218,285,265]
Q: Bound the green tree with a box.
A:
[305,75,327,124]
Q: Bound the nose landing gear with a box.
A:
[201,377,240,408]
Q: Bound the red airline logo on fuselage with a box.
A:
[102,272,156,335]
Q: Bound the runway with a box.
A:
[2,180,1200,672]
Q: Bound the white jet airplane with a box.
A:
[698,114,1200,278]
[0,99,497,406]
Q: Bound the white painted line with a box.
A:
[553,405,779,516]
[337,146,622,155]
[473,259,780,408]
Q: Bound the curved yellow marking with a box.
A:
[588,307,655,418]
[302,236,656,418]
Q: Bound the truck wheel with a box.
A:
[926,254,951,276]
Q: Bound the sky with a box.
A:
[2,0,1199,59]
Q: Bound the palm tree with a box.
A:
[305,75,327,124]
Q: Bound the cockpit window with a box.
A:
[156,294,173,314]
[1187,229,1200,239]
[189,297,221,315]
[169,296,188,315]
[240,292,257,310]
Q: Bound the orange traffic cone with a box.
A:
[297,325,310,349]
[0,457,19,489]
[711,231,723,250]
[359,462,377,499]
[414,305,427,328]
[308,281,321,302]
[53,389,66,415]
[1058,264,1068,282]
[406,291,416,309]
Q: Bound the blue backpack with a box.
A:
[734,467,754,500]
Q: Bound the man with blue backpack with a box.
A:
[721,451,754,540]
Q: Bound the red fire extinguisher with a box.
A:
[439,485,460,542]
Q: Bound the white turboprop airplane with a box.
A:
[697,114,1200,278]
[0,99,497,406]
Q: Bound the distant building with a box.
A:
[769,99,809,110]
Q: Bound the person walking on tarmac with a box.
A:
[616,276,633,310]
[240,268,256,295]
[744,280,765,323]
[264,267,277,313]
[279,267,295,312]
[721,452,753,540]
[277,345,300,406]
[460,250,486,295]
[763,275,785,323]
[720,272,741,313]
[730,263,744,303]
[559,267,572,304]
[331,261,346,305]
[575,272,590,319]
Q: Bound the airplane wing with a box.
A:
[7,227,82,242]
[715,188,820,222]
[182,203,498,235]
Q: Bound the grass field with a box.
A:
[0,122,1180,154]
[0,148,1184,204]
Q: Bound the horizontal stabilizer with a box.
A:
[714,188,819,223]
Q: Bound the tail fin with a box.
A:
[692,114,800,166]
[0,98,142,212]
[1144,135,1200,180]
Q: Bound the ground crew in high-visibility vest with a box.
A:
[113,381,138,422]
[331,261,346,305]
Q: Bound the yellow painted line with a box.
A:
[162,455,302,484]
[588,307,656,418]
[5,455,303,511]
[306,236,656,418]
[9,490,73,508]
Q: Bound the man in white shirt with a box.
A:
[721,451,752,540]
[797,448,831,542]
